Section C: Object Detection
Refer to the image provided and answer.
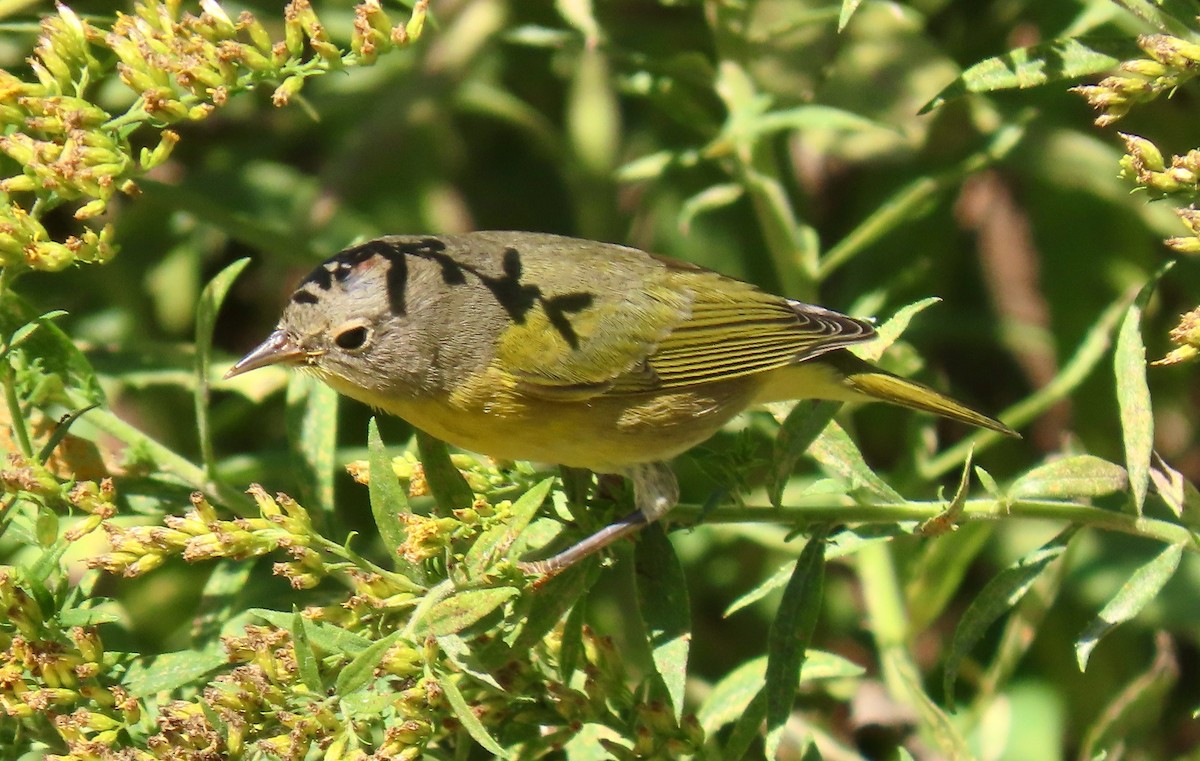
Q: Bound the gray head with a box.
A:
[225,238,445,398]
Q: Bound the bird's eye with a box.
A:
[334,324,370,351]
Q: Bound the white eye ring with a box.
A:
[333,321,372,352]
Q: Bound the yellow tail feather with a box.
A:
[833,354,1018,437]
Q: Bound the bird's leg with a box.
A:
[519,461,679,577]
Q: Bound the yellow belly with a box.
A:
[319,359,861,472]
[322,369,759,472]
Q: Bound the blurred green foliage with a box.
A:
[1,0,1200,759]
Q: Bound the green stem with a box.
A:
[670,498,1199,551]
[312,534,424,595]
[818,118,1028,280]
[920,294,1125,479]
[736,151,819,302]
[70,393,249,510]
[3,369,32,458]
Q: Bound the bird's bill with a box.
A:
[224,329,306,379]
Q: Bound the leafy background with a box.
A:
[1,0,1199,759]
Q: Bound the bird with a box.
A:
[225,231,1016,573]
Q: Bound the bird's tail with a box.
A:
[832,353,1018,437]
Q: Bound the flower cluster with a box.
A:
[0,568,143,755]
[1154,307,1200,365]
[89,485,324,586]
[1,453,116,540]
[1074,34,1200,126]
[0,0,428,273]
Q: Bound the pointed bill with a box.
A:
[224,329,305,379]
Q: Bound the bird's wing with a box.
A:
[493,260,874,400]
[490,275,693,400]
[610,270,875,393]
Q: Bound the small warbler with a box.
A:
[227,232,1016,572]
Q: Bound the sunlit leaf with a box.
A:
[1076,543,1183,670]
[440,672,511,757]
[1116,267,1171,514]
[768,400,841,508]
[286,374,338,522]
[944,528,1076,708]
[635,523,691,720]
[765,528,827,757]
[1009,455,1128,500]
[921,37,1137,113]
[424,587,520,636]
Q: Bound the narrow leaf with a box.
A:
[122,643,228,698]
[698,651,864,735]
[286,374,338,523]
[810,421,904,502]
[465,477,554,575]
[1116,267,1170,515]
[291,608,322,692]
[1076,543,1183,670]
[837,0,863,30]
[335,630,403,694]
[417,432,475,513]
[944,527,1076,708]
[424,587,520,636]
[918,449,973,536]
[1009,455,1128,500]
[635,522,691,720]
[768,400,841,508]
[851,297,941,362]
[921,37,1138,113]
[679,183,744,233]
[765,528,828,757]
[251,609,372,654]
[194,258,250,480]
[367,419,418,577]
[440,673,510,757]
[724,691,767,760]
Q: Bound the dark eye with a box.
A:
[334,325,370,351]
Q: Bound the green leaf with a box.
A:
[0,292,103,407]
[122,642,228,698]
[335,630,403,695]
[751,105,892,138]
[423,587,520,636]
[367,419,421,580]
[507,559,600,650]
[634,523,691,720]
[921,37,1139,113]
[765,528,827,757]
[697,651,864,736]
[1076,542,1183,671]
[1116,267,1170,515]
[286,374,338,523]
[1149,452,1200,520]
[440,672,510,757]
[943,527,1075,708]
[559,597,586,683]
[194,257,250,480]
[837,0,863,30]
[1009,455,1128,500]
[852,297,941,363]
[723,529,888,618]
[291,608,322,692]
[768,400,841,508]
[678,183,744,233]
[1109,0,1198,34]
[191,559,253,644]
[465,477,554,575]
[2,309,67,358]
[810,421,904,503]
[252,609,372,654]
[724,691,766,760]
[417,432,475,513]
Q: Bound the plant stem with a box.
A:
[670,498,1199,551]
[818,118,1028,280]
[3,369,32,458]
